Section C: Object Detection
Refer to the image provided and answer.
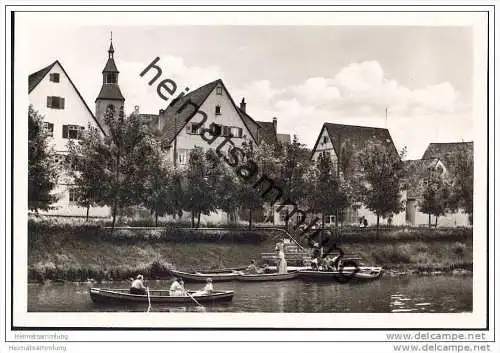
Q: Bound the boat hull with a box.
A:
[89,288,234,304]
[167,269,240,282]
[237,271,298,282]
[298,267,383,283]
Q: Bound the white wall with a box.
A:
[311,126,338,168]
[171,83,257,166]
[29,62,110,217]
[29,62,102,153]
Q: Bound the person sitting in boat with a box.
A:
[194,278,214,296]
[130,274,147,295]
[311,242,322,271]
[245,260,259,274]
[169,277,186,296]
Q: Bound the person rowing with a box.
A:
[169,277,186,296]
[130,274,147,295]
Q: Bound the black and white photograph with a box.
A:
[2,2,497,349]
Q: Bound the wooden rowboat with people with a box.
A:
[89,287,234,304]
[166,268,240,282]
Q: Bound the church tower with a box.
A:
[95,35,125,127]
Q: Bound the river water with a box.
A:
[28,275,472,313]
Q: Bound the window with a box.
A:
[210,123,222,136]
[323,136,329,144]
[177,149,191,165]
[68,188,79,203]
[222,126,231,137]
[215,105,221,115]
[42,122,54,137]
[104,73,117,84]
[216,86,222,95]
[187,122,201,135]
[49,73,60,82]
[230,127,243,138]
[47,96,65,109]
[62,125,84,139]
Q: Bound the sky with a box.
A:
[25,25,474,159]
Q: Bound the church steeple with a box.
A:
[95,34,125,126]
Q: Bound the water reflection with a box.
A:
[28,275,472,313]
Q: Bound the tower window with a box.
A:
[216,86,223,95]
[49,73,60,83]
[215,105,221,115]
[104,73,117,84]
[47,96,65,109]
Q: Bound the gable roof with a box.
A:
[158,79,259,146]
[256,120,278,146]
[28,60,106,135]
[421,142,473,166]
[29,62,57,93]
[312,122,399,159]
[403,158,442,199]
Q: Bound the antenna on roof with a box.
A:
[385,107,388,129]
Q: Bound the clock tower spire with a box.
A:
[95,34,125,129]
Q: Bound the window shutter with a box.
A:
[62,125,68,138]
[238,127,243,138]
[47,96,52,108]
[60,97,65,109]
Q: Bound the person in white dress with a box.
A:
[275,241,288,274]
[169,278,186,296]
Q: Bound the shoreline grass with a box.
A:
[27,219,473,283]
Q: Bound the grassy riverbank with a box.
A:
[27,220,473,282]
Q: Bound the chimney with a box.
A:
[240,98,246,112]
[272,117,277,131]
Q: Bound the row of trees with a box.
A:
[28,105,474,229]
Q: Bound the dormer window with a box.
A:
[216,86,222,95]
[215,105,221,115]
[49,73,60,82]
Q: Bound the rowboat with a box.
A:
[89,287,234,304]
[298,266,383,283]
[167,268,240,282]
[236,271,298,282]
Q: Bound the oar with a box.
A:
[184,288,206,311]
[146,287,152,312]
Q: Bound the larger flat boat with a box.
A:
[89,287,234,304]
[167,269,240,282]
[236,271,298,282]
[298,266,383,283]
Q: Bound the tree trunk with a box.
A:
[86,205,90,222]
[435,216,438,228]
[428,213,431,228]
[321,213,325,229]
[191,213,195,228]
[249,209,253,230]
[376,215,380,239]
[111,202,118,232]
[155,212,158,227]
[285,209,289,230]
[197,213,201,228]
[335,210,339,228]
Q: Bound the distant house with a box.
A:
[406,141,474,227]
[305,122,403,226]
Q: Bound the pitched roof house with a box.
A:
[137,79,288,165]
[421,142,473,173]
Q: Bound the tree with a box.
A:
[419,166,452,228]
[357,141,406,232]
[67,106,154,230]
[306,152,350,228]
[183,147,217,227]
[447,147,474,225]
[28,105,58,212]
[142,145,183,227]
